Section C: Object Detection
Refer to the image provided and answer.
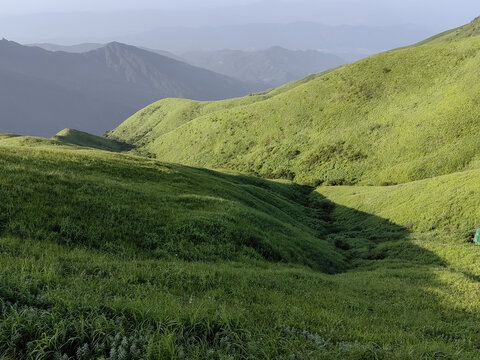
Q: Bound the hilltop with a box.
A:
[109,17,480,186]
[0,40,256,137]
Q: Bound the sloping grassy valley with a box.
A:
[3,17,480,360]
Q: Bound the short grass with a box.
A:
[109,19,480,186]
[1,138,480,359]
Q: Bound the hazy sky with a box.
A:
[1,0,479,29]
[1,0,259,14]
[1,0,479,46]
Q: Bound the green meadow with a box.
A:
[3,17,480,360]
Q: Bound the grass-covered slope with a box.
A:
[0,135,352,272]
[2,139,480,358]
[107,75,319,148]
[319,167,480,234]
[109,20,480,186]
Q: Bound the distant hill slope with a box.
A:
[0,40,255,137]
[109,18,480,186]
[182,47,346,87]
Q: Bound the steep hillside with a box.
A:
[110,20,480,186]
[182,47,345,87]
[0,40,255,137]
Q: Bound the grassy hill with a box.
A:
[2,137,480,358]
[0,134,356,272]
[109,18,480,187]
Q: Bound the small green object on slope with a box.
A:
[474,228,480,244]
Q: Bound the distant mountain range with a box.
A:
[0,40,254,137]
[182,47,346,87]
[29,43,347,88]
[29,42,183,61]
[119,22,432,55]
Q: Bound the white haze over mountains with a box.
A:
[1,0,479,28]
[0,0,479,52]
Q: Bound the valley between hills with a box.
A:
[2,17,480,360]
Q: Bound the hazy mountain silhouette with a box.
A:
[182,46,346,87]
[27,43,105,53]
[29,42,183,61]
[119,22,432,54]
[0,39,256,137]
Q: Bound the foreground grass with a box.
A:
[109,19,480,186]
[2,231,480,359]
[1,138,480,358]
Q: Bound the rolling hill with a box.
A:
[181,47,346,87]
[109,17,480,187]
[417,15,480,45]
[0,40,256,137]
